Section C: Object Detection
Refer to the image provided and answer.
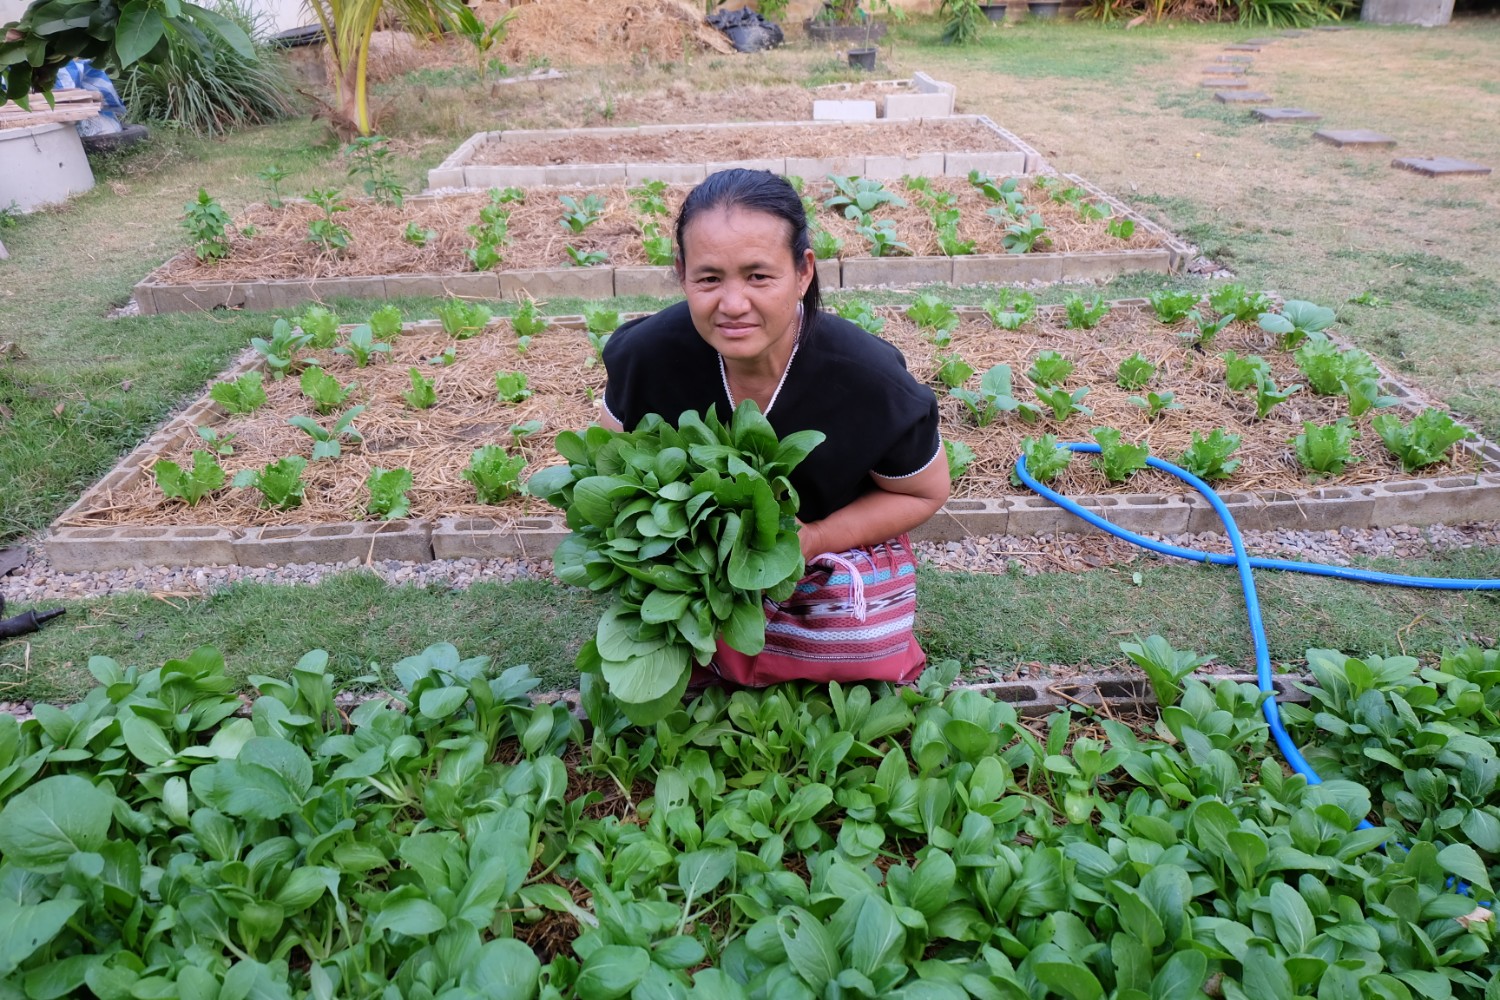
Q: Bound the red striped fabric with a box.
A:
[705,534,926,687]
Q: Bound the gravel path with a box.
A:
[3,522,1498,605]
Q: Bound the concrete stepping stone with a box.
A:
[1280,28,1308,36]
[1225,42,1262,51]
[1253,107,1322,122]
[1204,79,1250,89]
[1315,128,1397,148]
[1243,37,1276,44]
[1392,156,1493,177]
[1216,90,1273,103]
[1216,54,1254,63]
[1314,23,1351,30]
[1203,64,1249,75]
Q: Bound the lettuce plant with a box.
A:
[1116,352,1155,390]
[403,368,436,410]
[209,372,267,414]
[951,364,1037,426]
[153,450,225,506]
[1015,433,1072,484]
[1129,390,1180,418]
[437,299,492,339]
[835,299,884,336]
[1222,351,1272,392]
[334,326,390,367]
[1294,418,1359,477]
[463,445,526,503]
[1148,289,1197,324]
[1178,428,1242,481]
[1209,283,1273,324]
[906,294,959,339]
[296,305,340,348]
[369,304,403,340]
[300,367,356,414]
[945,439,977,481]
[1026,350,1074,389]
[983,290,1036,330]
[1064,294,1109,330]
[1373,408,1475,470]
[495,372,532,404]
[935,353,975,390]
[1091,427,1149,483]
[233,455,308,509]
[365,467,414,520]
[1251,372,1301,419]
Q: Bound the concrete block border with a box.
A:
[51,303,1500,571]
[425,114,1049,192]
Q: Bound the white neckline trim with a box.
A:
[719,334,801,417]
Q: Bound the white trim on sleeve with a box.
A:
[873,439,944,481]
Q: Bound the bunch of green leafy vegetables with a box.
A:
[526,401,824,723]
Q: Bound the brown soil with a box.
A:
[471,120,1012,166]
[65,305,1483,531]
[496,0,735,66]
[151,177,1157,283]
[598,80,913,126]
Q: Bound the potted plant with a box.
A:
[805,0,889,46]
[1028,0,1063,16]
[981,2,1008,21]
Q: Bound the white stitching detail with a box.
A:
[873,439,943,480]
[602,396,622,427]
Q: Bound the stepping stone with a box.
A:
[1253,107,1322,122]
[1281,28,1308,36]
[1225,42,1262,51]
[1314,23,1351,30]
[1243,37,1276,44]
[1203,64,1249,75]
[1216,90,1273,103]
[1392,156,1493,177]
[1204,79,1250,89]
[1315,128,1397,148]
[1216,54,1254,62]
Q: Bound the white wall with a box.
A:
[0,0,30,27]
[1,0,316,35]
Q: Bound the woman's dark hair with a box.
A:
[674,168,821,341]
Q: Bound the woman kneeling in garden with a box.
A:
[599,168,949,687]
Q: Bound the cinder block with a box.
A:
[625,162,708,184]
[233,520,433,567]
[48,525,239,572]
[865,152,946,179]
[945,151,1027,178]
[1005,495,1070,536]
[913,498,1008,542]
[709,158,787,175]
[785,156,868,181]
[885,92,953,120]
[1054,250,1173,281]
[813,99,878,121]
[466,165,548,188]
[425,167,465,191]
[1370,475,1500,526]
[815,257,841,289]
[959,679,1052,716]
[499,267,614,301]
[383,274,460,299]
[911,71,957,99]
[432,516,568,558]
[544,163,628,186]
[239,279,314,313]
[428,273,501,300]
[308,277,388,305]
[839,256,952,288]
[951,254,1065,285]
[1186,487,1375,534]
[1082,494,1190,534]
[151,282,246,314]
[614,266,683,298]
[132,283,159,316]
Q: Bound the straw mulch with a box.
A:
[151,177,1159,283]
[473,119,1011,166]
[71,306,1485,530]
[496,0,734,66]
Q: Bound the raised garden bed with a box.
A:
[133,173,1186,316]
[425,115,1047,190]
[811,72,958,120]
[50,301,1500,571]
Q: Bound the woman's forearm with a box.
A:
[800,481,947,559]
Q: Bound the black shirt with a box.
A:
[602,301,941,523]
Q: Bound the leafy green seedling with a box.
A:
[1347,290,1387,307]
[1035,384,1092,422]
[305,188,351,254]
[251,319,312,379]
[1001,213,1048,254]
[344,135,405,206]
[824,175,905,221]
[1296,338,1353,394]
[256,164,287,209]
[496,371,532,403]
[1075,200,1108,222]
[512,298,548,340]
[565,245,608,268]
[509,419,544,448]
[195,426,237,456]
[465,227,503,271]
[857,218,910,258]
[1026,350,1074,389]
[983,290,1036,330]
[641,223,674,266]
[1129,390,1180,418]
[1116,352,1155,390]
[1105,218,1135,240]
[1064,294,1109,330]
[233,456,308,509]
[1293,340,1394,415]
[1373,408,1476,471]
[300,367,356,414]
[935,353,975,389]
[951,364,1035,426]
[1294,418,1359,477]
[210,372,267,414]
[403,368,436,409]
[1222,351,1272,392]
[906,294,960,339]
[1346,377,1399,419]
[811,228,842,260]
[1015,434,1072,484]
[630,179,670,217]
[402,221,436,247]
[463,445,526,503]
[945,439,977,481]
[182,188,232,260]
[437,299,492,339]
[1147,289,1197,324]
[1052,184,1087,205]
[558,193,606,233]
[1258,299,1336,349]
[1178,428,1242,481]
[584,306,619,367]
[334,326,391,367]
[154,450,226,505]
[1209,283,1273,324]
[1091,427,1149,483]
[369,304,403,340]
[1251,372,1301,419]
[927,197,960,230]
[288,406,364,461]
[935,225,976,257]
[297,305,340,348]
[1182,308,1231,348]
[491,186,526,204]
[835,299,884,336]
[365,467,414,520]
[1120,635,1213,709]
[428,346,456,366]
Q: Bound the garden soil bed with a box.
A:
[49,302,1500,570]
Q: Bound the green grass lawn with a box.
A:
[2,17,1498,700]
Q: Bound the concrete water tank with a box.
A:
[0,122,96,213]
[1361,0,1455,25]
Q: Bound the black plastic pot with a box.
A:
[847,46,877,70]
[1028,0,1061,16]
[983,3,1008,20]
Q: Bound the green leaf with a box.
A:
[1149,950,1207,1000]
[419,686,470,719]
[850,895,905,976]
[778,907,840,991]
[602,643,690,704]
[1437,843,1493,895]
[678,848,735,903]
[908,850,956,917]
[1034,962,1104,1000]
[469,938,541,999]
[120,714,175,766]
[1268,882,1315,954]
[371,895,447,938]
[1239,946,1292,1000]
[0,899,82,978]
[115,2,166,66]
[722,596,767,656]
[0,775,113,873]
[575,944,651,1000]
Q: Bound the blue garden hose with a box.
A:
[1013,443,1500,831]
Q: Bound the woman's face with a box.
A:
[677,206,815,366]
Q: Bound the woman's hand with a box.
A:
[797,519,827,562]
[796,456,951,560]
